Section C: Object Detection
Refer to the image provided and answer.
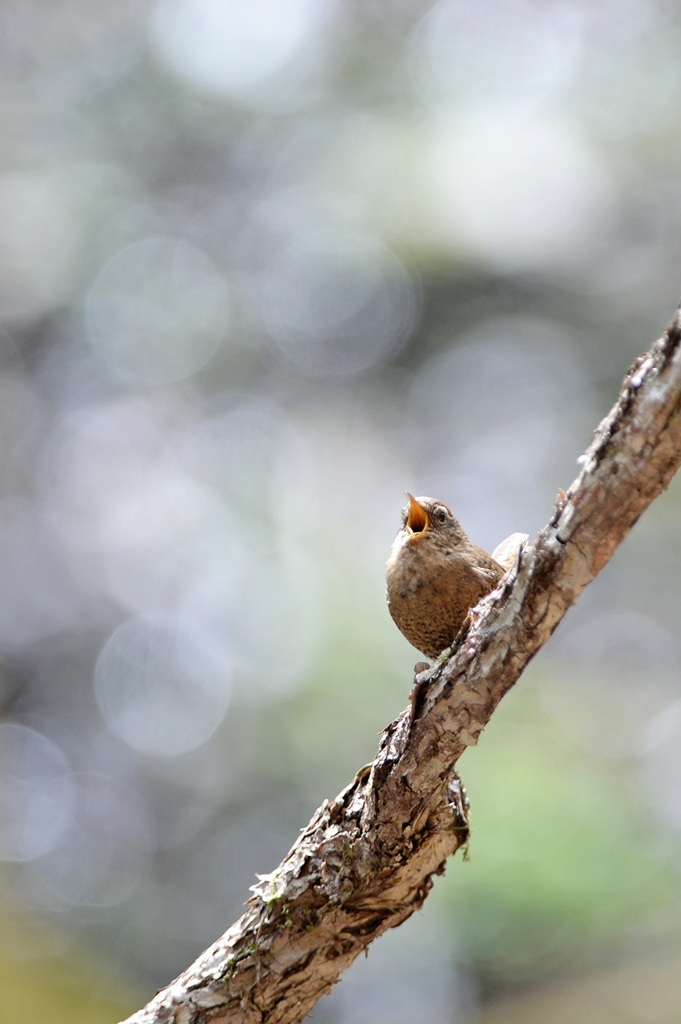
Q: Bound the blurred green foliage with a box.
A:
[437,668,681,990]
[0,943,139,1024]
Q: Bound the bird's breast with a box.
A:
[386,532,450,598]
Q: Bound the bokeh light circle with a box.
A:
[85,238,229,385]
[151,0,333,96]
[426,111,615,270]
[261,230,418,375]
[95,613,233,756]
[411,0,579,109]
[0,723,74,862]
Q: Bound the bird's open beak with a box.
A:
[405,492,428,534]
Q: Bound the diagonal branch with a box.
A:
[122,304,681,1024]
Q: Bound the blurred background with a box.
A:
[1,1,681,1022]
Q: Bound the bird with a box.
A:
[386,493,527,659]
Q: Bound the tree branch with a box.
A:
[122,304,681,1024]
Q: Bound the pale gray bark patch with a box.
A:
[121,305,681,1024]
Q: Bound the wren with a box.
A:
[386,494,526,659]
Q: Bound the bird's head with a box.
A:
[400,493,465,542]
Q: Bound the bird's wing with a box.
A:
[492,532,529,571]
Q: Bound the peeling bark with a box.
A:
[122,306,681,1024]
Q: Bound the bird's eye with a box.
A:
[438,509,447,523]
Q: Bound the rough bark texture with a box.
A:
[122,306,681,1024]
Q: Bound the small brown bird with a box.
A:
[386,494,526,659]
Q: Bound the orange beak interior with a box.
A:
[406,493,428,534]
